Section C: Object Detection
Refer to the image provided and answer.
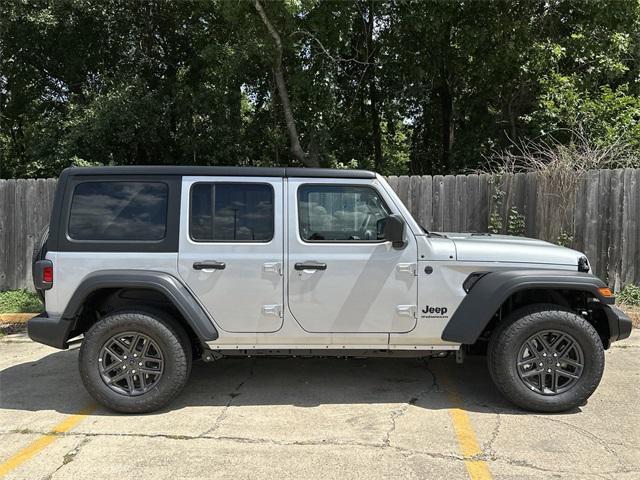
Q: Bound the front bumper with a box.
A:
[27,313,74,349]
[603,305,633,344]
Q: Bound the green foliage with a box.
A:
[1,0,639,178]
[0,290,43,314]
[556,230,574,248]
[618,283,640,306]
[488,175,525,235]
[488,177,504,234]
[488,213,502,235]
[507,208,526,237]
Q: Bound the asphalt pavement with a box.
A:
[1,330,638,479]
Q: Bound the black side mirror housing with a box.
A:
[382,214,406,249]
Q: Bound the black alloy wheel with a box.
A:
[516,330,584,395]
[98,331,165,396]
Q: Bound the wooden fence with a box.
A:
[1,169,639,291]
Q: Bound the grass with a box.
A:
[618,283,640,306]
[0,290,44,314]
[616,284,640,328]
[619,304,640,329]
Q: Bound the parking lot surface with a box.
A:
[1,331,639,480]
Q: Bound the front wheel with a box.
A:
[488,304,605,413]
[79,309,192,413]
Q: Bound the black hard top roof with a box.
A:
[61,166,376,179]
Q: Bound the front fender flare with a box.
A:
[63,270,219,342]
[441,270,612,344]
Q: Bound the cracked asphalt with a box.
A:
[1,331,639,480]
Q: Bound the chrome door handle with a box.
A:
[193,261,226,270]
[294,262,327,271]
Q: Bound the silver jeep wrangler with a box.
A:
[29,166,632,413]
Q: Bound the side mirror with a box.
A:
[380,214,406,249]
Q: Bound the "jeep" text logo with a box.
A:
[422,306,448,315]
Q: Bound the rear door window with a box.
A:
[190,183,274,242]
[68,181,168,241]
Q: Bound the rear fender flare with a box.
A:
[63,270,218,341]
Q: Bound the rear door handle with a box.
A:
[193,261,226,270]
[294,262,327,271]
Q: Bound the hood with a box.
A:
[441,232,584,267]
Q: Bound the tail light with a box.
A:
[34,260,54,290]
[42,265,53,283]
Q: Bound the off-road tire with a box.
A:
[488,304,604,413]
[79,309,192,413]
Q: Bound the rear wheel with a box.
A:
[488,304,604,412]
[79,309,191,413]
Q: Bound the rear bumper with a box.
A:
[27,313,74,349]
[603,305,633,344]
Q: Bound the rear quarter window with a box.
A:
[68,181,168,241]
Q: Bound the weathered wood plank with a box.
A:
[477,174,490,232]
[454,175,467,232]
[607,170,624,291]
[524,172,538,238]
[386,176,398,195]
[442,175,457,232]
[13,180,27,290]
[409,175,421,219]
[597,170,612,284]
[418,175,433,230]
[0,180,8,291]
[573,173,588,253]
[631,168,640,285]
[465,174,480,232]
[3,179,17,290]
[583,171,600,277]
[432,175,445,231]
[396,175,410,210]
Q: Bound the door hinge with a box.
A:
[262,304,283,318]
[263,262,282,276]
[396,305,417,318]
[396,263,417,276]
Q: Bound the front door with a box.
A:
[178,176,284,333]
[287,178,418,334]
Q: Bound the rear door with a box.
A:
[287,178,418,334]
[178,176,284,333]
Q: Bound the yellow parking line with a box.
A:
[0,404,96,478]
[445,380,493,480]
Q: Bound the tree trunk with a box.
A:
[365,2,383,172]
[254,0,317,167]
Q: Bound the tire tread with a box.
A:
[488,303,604,413]
[79,309,191,413]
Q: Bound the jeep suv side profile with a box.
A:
[28,166,632,413]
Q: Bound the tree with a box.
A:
[253,0,315,167]
[1,0,638,178]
